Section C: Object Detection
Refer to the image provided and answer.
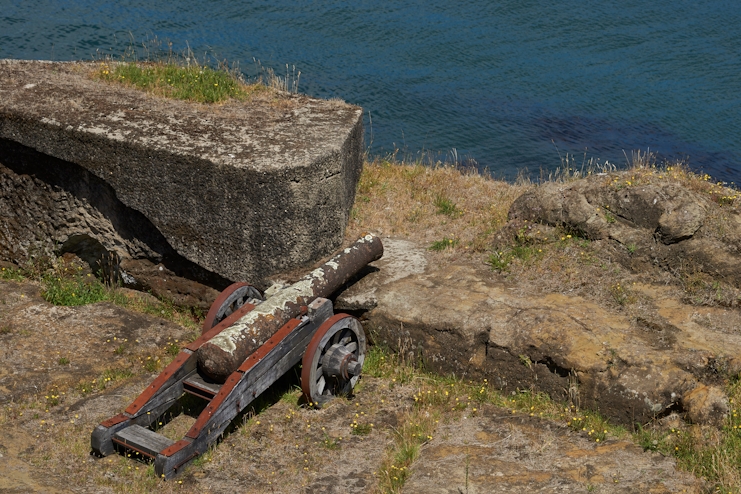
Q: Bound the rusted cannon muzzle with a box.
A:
[196,234,383,382]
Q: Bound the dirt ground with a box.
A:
[0,278,703,493]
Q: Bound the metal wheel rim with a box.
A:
[301,315,366,407]
[202,282,262,333]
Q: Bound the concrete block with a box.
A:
[0,59,364,285]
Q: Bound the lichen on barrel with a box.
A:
[197,234,383,382]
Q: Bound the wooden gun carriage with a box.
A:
[91,234,383,479]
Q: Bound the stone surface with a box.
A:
[335,237,428,312]
[682,385,730,426]
[502,174,741,289]
[403,404,702,493]
[0,280,190,404]
[0,59,363,285]
[119,258,220,310]
[507,179,709,244]
[353,239,738,425]
[0,154,227,306]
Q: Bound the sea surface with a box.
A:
[1,0,740,182]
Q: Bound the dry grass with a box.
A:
[349,154,740,313]
[347,158,530,254]
[362,343,628,493]
[636,379,741,492]
[1,369,183,493]
[350,156,741,492]
[347,155,739,315]
[348,151,739,257]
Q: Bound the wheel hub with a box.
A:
[321,343,362,380]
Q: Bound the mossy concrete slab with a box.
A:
[0,59,363,284]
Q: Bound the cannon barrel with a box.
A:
[196,233,383,382]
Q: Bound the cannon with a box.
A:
[91,234,383,479]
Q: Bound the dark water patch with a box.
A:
[532,112,741,184]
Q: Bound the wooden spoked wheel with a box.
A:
[301,314,366,408]
[202,282,263,333]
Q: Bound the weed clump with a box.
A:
[433,195,460,217]
[429,237,458,251]
[91,37,302,104]
[97,61,262,104]
[0,265,24,282]
[41,270,109,306]
[634,378,741,490]
[0,254,203,333]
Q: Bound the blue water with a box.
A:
[1,0,740,182]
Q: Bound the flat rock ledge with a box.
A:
[0,59,363,288]
[337,239,741,426]
[403,404,702,493]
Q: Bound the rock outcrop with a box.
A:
[0,59,364,293]
[505,174,741,287]
[403,404,702,493]
[338,237,739,426]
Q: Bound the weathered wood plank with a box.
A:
[153,316,321,479]
[125,351,197,418]
[183,372,222,400]
[113,425,174,458]
[94,354,196,455]
[154,299,337,479]
[155,440,197,480]
[92,419,130,456]
[188,317,318,440]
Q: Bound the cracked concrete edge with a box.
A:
[0,60,364,283]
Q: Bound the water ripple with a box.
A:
[0,0,739,182]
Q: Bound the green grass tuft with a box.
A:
[97,62,262,104]
[350,422,373,436]
[166,342,181,356]
[41,272,110,306]
[321,432,340,450]
[429,237,459,251]
[488,244,540,272]
[433,195,460,216]
[0,266,24,281]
